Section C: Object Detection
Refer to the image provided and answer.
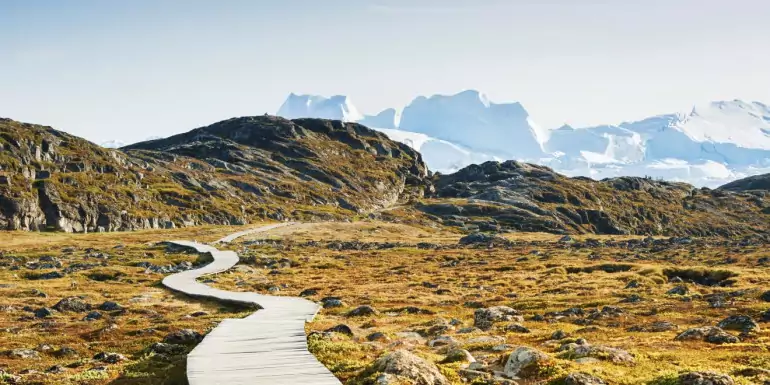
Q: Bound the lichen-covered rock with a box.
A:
[459,232,510,246]
[347,305,379,317]
[52,297,90,312]
[564,372,608,385]
[5,349,39,359]
[0,117,432,232]
[564,344,635,364]
[93,352,126,364]
[148,342,184,355]
[666,285,689,295]
[716,315,760,333]
[163,329,203,345]
[474,306,523,330]
[441,348,475,364]
[675,327,738,344]
[98,301,123,311]
[325,324,354,336]
[505,323,531,333]
[369,350,450,385]
[679,371,735,385]
[503,346,553,379]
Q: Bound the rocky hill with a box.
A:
[718,173,770,192]
[0,116,430,232]
[419,160,770,236]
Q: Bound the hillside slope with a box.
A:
[0,116,430,232]
[719,173,770,192]
[420,160,770,236]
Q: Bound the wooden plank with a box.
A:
[161,223,342,385]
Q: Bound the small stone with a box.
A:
[52,297,90,312]
[551,330,568,340]
[93,352,126,364]
[565,372,608,385]
[190,311,209,317]
[367,332,390,342]
[46,365,66,374]
[679,371,734,385]
[717,315,760,333]
[474,306,523,330]
[369,350,450,385]
[675,326,738,344]
[325,324,353,336]
[428,335,458,348]
[98,301,123,311]
[33,307,54,318]
[6,349,39,359]
[505,323,531,333]
[441,348,475,364]
[148,342,183,355]
[163,329,203,345]
[347,305,379,317]
[620,294,643,303]
[83,311,102,321]
[667,285,688,295]
[503,346,553,379]
[299,288,319,297]
[624,280,640,289]
[53,347,77,357]
[321,298,344,308]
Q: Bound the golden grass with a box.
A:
[2,222,770,384]
[209,222,770,385]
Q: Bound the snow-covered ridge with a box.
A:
[277,93,363,122]
[275,92,770,187]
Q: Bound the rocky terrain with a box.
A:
[719,173,770,192]
[210,222,770,385]
[418,160,770,236]
[0,117,429,232]
[2,115,770,240]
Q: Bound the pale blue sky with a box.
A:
[2,0,769,143]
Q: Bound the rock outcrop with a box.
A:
[0,116,431,232]
[424,160,770,236]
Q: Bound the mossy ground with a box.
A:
[0,225,265,384]
[1,221,769,384]
[211,222,770,385]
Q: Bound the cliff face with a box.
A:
[0,116,431,232]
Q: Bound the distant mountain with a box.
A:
[276,93,770,187]
[398,90,546,158]
[359,108,400,130]
[4,115,770,236]
[277,93,363,122]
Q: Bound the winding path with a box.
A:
[162,222,342,385]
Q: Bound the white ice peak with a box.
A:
[277,93,363,122]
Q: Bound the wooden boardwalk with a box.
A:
[162,223,342,385]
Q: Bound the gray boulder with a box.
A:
[503,346,552,379]
[474,306,523,330]
[564,372,608,385]
[369,349,450,385]
[163,329,203,345]
[675,327,738,344]
[679,371,734,385]
[716,315,760,333]
[52,297,90,312]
